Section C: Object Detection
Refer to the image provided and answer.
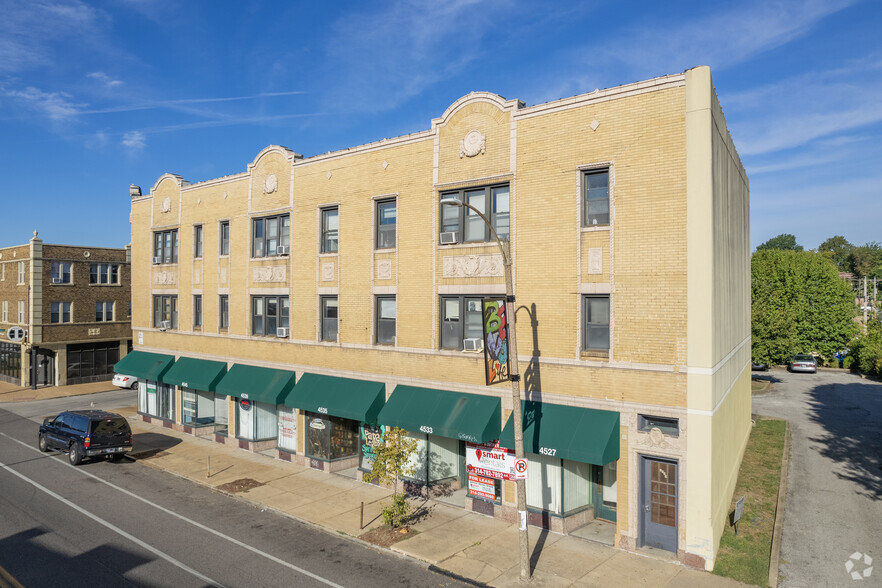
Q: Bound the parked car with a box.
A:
[751,361,768,371]
[112,373,139,390]
[38,410,133,465]
[789,354,817,373]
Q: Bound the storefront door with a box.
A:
[640,456,678,552]
[593,461,617,522]
[34,349,54,387]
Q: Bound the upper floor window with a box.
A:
[583,169,610,227]
[90,263,119,285]
[582,295,610,352]
[153,295,178,329]
[321,296,338,341]
[50,261,72,284]
[153,229,179,264]
[252,295,288,336]
[194,224,203,258]
[252,215,290,257]
[1,301,8,322]
[1,263,5,281]
[321,207,339,253]
[219,221,230,256]
[440,295,485,350]
[18,261,26,284]
[95,301,113,322]
[440,184,509,244]
[376,199,396,249]
[18,300,25,323]
[219,294,229,330]
[376,296,396,345]
[193,294,202,328]
[51,301,72,323]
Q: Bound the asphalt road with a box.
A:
[751,369,882,588]
[0,395,466,588]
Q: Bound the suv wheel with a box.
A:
[68,443,83,466]
[38,434,49,452]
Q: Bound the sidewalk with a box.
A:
[0,379,119,402]
[108,406,748,588]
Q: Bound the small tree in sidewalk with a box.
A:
[363,426,417,528]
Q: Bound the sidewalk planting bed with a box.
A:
[713,417,787,587]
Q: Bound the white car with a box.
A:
[112,374,139,390]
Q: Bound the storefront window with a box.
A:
[525,453,594,516]
[182,388,215,425]
[139,381,174,421]
[278,406,298,452]
[359,424,384,471]
[305,412,359,460]
[214,393,228,434]
[401,433,462,485]
[237,399,277,441]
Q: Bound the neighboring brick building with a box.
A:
[0,234,132,387]
[123,66,750,569]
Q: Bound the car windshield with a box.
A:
[794,355,814,362]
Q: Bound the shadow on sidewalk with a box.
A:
[130,432,183,459]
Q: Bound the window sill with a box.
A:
[437,241,500,251]
[250,255,289,261]
[580,225,611,233]
[318,252,339,257]
[88,283,122,287]
[49,282,74,286]
[581,350,610,360]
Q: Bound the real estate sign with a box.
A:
[466,440,516,480]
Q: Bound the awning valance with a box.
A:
[499,401,620,465]
[113,351,175,382]
[162,357,227,391]
[285,373,385,424]
[378,385,500,444]
[216,364,295,405]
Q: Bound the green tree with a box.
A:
[752,249,857,365]
[848,242,882,278]
[363,426,417,528]
[756,233,803,252]
[817,235,853,273]
[848,320,882,376]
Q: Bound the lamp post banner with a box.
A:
[482,298,511,385]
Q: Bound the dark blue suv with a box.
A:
[38,410,133,465]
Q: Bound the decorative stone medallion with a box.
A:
[264,173,278,194]
[253,265,286,283]
[160,197,172,213]
[377,260,392,280]
[321,262,335,282]
[460,130,486,158]
[442,254,503,278]
[153,271,176,285]
[588,248,602,274]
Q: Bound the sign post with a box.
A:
[733,495,745,535]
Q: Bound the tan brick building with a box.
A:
[0,234,132,387]
[124,66,750,569]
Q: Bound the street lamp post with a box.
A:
[440,198,530,582]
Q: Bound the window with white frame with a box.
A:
[17,300,25,323]
[251,295,288,336]
[51,301,72,323]
[321,296,338,341]
[440,184,509,244]
[251,214,290,257]
[153,295,177,329]
[193,224,203,258]
[375,199,396,249]
[321,207,339,253]
[18,261,26,284]
[440,295,486,350]
[1,263,5,281]
[219,220,230,256]
[375,296,396,344]
[582,295,610,352]
[1,301,7,322]
[95,301,113,322]
[582,169,610,227]
[89,263,120,284]
[153,229,179,263]
[50,261,71,284]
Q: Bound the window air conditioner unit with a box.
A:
[152,256,163,265]
[51,277,63,284]
[159,320,171,331]
[463,338,483,352]
[276,327,289,338]
[276,245,289,255]
[439,231,458,245]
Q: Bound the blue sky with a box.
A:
[0,0,879,251]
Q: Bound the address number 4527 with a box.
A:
[539,447,557,456]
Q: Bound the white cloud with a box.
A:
[122,130,145,150]
[4,86,82,120]
[87,71,124,88]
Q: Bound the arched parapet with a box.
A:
[247,145,302,172]
[149,173,188,197]
[431,92,524,131]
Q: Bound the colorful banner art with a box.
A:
[482,298,510,386]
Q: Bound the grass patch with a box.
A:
[713,417,786,587]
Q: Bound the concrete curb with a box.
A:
[768,421,791,588]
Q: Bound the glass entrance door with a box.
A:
[593,461,617,522]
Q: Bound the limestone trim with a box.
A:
[683,334,750,376]
[435,173,513,191]
[431,91,524,130]
[246,145,301,172]
[442,254,504,278]
[437,284,506,295]
[149,173,188,196]
[372,286,397,295]
[181,172,247,192]
[686,360,750,417]
[294,132,432,167]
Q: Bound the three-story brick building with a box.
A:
[123,66,750,569]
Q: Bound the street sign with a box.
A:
[514,458,528,480]
[7,326,25,342]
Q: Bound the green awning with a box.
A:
[378,385,501,444]
[162,357,228,391]
[285,373,385,424]
[215,364,295,405]
[113,351,175,382]
[499,401,619,465]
